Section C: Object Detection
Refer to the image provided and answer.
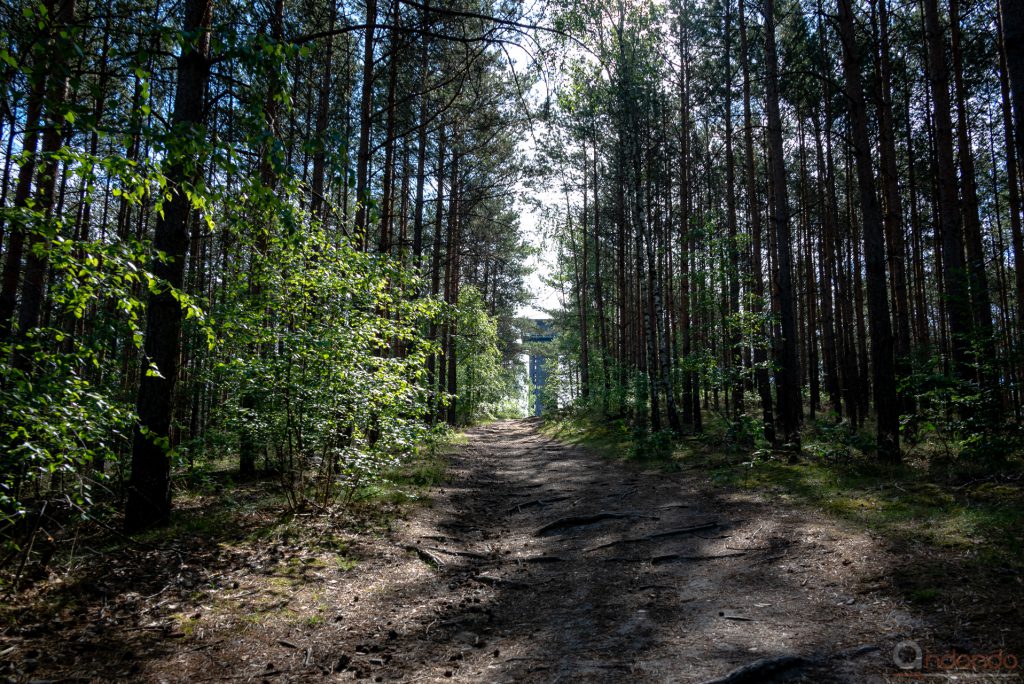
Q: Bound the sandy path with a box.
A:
[381,418,914,683]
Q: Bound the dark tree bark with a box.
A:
[592,144,611,410]
[0,0,56,340]
[354,0,377,245]
[378,4,401,255]
[12,0,76,371]
[125,0,214,533]
[997,3,1024,354]
[426,127,445,421]
[923,0,973,380]
[837,0,900,460]
[999,0,1024,186]
[724,0,743,421]
[872,0,913,413]
[949,0,996,383]
[443,151,460,426]
[740,0,775,442]
[411,6,431,269]
[310,3,336,219]
[763,0,801,448]
[578,153,591,401]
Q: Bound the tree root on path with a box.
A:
[583,521,720,552]
[506,496,571,513]
[699,644,880,683]
[400,544,446,568]
[516,555,565,563]
[534,512,657,536]
[698,655,809,684]
[603,551,747,564]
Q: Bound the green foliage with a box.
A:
[902,356,1023,473]
[204,204,443,510]
[455,286,522,423]
[627,428,676,462]
[0,139,175,551]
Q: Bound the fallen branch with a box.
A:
[699,655,809,684]
[534,512,655,536]
[584,521,720,552]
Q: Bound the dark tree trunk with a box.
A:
[411,9,431,269]
[353,0,377,245]
[444,152,460,426]
[923,0,973,380]
[592,144,611,410]
[873,0,913,413]
[125,0,214,533]
[309,4,335,219]
[740,0,774,442]
[0,0,54,340]
[12,0,77,372]
[426,127,445,421]
[999,0,1024,195]
[724,0,743,421]
[837,0,900,460]
[997,4,1024,358]
[763,0,801,448]
[579,153,591,401]
[949,0,996,385]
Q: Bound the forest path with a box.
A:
[375,418,910,682]
[15,418,942,682]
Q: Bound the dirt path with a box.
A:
[340,419,911,682]
[7,418,999,682]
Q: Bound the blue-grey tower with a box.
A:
[524,319,554,416]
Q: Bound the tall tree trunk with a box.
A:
[873,0,913,413]
[426,127,445,421]
[837,0,900,460]
[126,0,214,532]
[11,0,76,372]
[739,0,774,441]
[592,144,611,410]
[997,3,1024,361]
[763,0,801,448]
[923,0,973,380]
[724,0,743,421]
[444,152,460,426]
[411,7,431,270]
[813,112,842,418]
[578,153,591,401]
[998,0,1024,200]
[378,6,400,255]
[949,0,996,385]
[0,0,54,340]
[309,4,335,219]
[353,0,377,246]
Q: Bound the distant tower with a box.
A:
[525,319,554,416]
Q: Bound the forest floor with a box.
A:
[2,418,1022,683]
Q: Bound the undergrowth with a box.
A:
[543,409,1024,581]
[0,428,463,594]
